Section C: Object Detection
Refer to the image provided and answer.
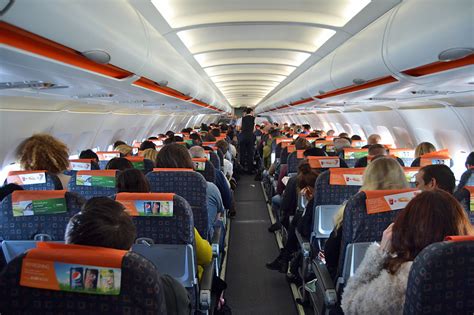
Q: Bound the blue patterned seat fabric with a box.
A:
[146,170,209,239]
[67,171,118,200]
[338,191,402,275]
[454,187,473,223]
[143,159,155,174]
[0,191,84,241]
[5,172,63,190]
[0,251,167,314]
[196,160,216,184]
[125,194,194,245]
[403,239,474,315]
[287,151,302,174]
[208,151,221,170]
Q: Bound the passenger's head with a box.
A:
[113,140,126,149]
[203,133,216,142]
[139,140,156,151]
[297,162,320,199]
[210,129,221,137]
[142,148,158,164]
[65,197,136,250]
[295,137,311,150]
[165,131,175,138]
[415,164,455,194]
[385,190,474,274]
[216,140,229,154]
[367,134,381,145]
[338,132,349,138]
[189,133,203,146]
[155,143,193,169]
[117,169,150,193]
[361,157,408,190]
[188,146,206,159]
[334,137,351,152]
[115,144,133,157]
[16,134,69,174]
[465,152,474,169]
[414,142,436,158]
[368,144,388,157]
[245,107,253,115]
[79,149,99,163]
[327,130,335,136]
[105,157,133,171]
[173,135,184,142]
[351,135,362,141]
[303,147,327,158]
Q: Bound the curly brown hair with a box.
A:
[16,134,69,174]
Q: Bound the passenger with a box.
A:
[142,148,158,166]
[139,140,156,151]
[105,157,133,171]
[354,144,404,167]
[324,157,409,281]
[455,151,474,191]
[79,149,99,163]
[333,137,352,159]
[216,140,234,179]
[115,144,133,157]
[411,142,436,167]
[203,133,216,142]
[341,190,474,315]
[362,134,381,148]
[350,135,362,141]
[210,128,221,138]
[338,132,349,138]
[0,183,23,202]
[238,107,256,173]
[266,162,320,273]
[415,164,455,193]
[113,140,126,149]
[188,146,226,231]
[165,130,175,138]
[155,144,222,258]
[173,135,184,142]
[189,133,203,147]
[65,197,191,313]
[117,168,150,193]
[326,130,335,137]
[16,134,71,189]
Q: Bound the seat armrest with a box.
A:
[296,230,310,257]
[199,262,214,311]
[312,259,338,307]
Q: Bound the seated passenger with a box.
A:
[0,183,23,202]
[327,130,335,137]
[350,135,362,141]
[456,151,474,191]
[113,140,126,150]
[105,157,133,171]
[355,144,405,167]
[79,149,99,163]
[139,140,156,151]
[334,137,352,159]
[117,168,150,193]
[411,142,436,167]
[341,190,474,315]
[362,133,381,148]
[415,164,455,193]
[324,156,409,281]
[65,197,191,313]
[115,144,133,157]
[142,148,158,166]
[16,133,71,189]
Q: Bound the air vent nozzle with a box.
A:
[438,48,473,62]
[81,50,111,64]
[352,78,367,85]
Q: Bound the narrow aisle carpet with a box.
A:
[225,175,297,315]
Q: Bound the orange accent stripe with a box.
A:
[192,158,207,162]
[8,170,46,176]
[0,21,132,79]
[317,76,398,100]
[133,77,192,102]
[402,54,474,77]
[69,159,94,163]
[125,156,145,162]
[444,235,474,242]
[12,190,66,202]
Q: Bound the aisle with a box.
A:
[225,175,297,314]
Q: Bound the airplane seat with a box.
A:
[193,159,216,184]
[67,170,119,200]
[403,236,474,315]
[457,168,474,191]
[454,186,473,223]
[275,142,283,160]
[125,156,154,174]
[0,190,84,241]
[143,158,155,174]
[6,170,63,190]
[64,160,101,176]
[208,151,221,171]
[410,157,454,168]
[0,243,167,314]
[215,150,225,171]
[337,189,418,288]
[146,169,209,240]
[287,151,303,174]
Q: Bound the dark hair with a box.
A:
[113,141,126,149]
[117,169,150,193]
[210,129,221,137]
[296,162,320,190]
[139,140,156,151]
[155,143,194,169]
[147,136,159,141]
[385,190,473,274]
[339,132,349,138]
[165,131,175,138]
[295,138,311,150]
[420,164,456,194]
[351,135,362,141]
[173,136,184,142]
[203,133,216,142]
[216,140,229,154]
[105,157,133,171]
[368,144,388,155]
[245,107,253,114]
[465,152,474,168]
[163,137,174,145]
[66,197,137,250]
[0,184,23,202]
[79,149,99,162]
[303,147,326,157]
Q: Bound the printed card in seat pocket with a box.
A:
[11,190,67,217]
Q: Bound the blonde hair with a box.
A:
[16,133,69,174]
[334,203,346,230]
[115,144,132,157]
[414,142,436,158]
[361,157,409,191]
[142,148,158,165]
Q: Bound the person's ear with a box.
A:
[428,177,437,189]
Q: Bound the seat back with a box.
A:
[206,150,221,170]
[339,189,419,275]
[403,237,474,315]
[455,186,474,223]
[0,242,167,314]
[312,205,341,240]
[314,170,361,206]
[125,156,154,174]
[0,190,84,241]
[192,158,216,183]
[96,151,121,169]
[6,170,62,190]
[341,242,372,284]
[67,170,118,200]
[287,151,303,174]
[146,169,209,239]
[115,192,194,245]
[64,159,101,176]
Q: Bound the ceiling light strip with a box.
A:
[0,21,225,113]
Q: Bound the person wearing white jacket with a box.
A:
[341,190,474,315]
